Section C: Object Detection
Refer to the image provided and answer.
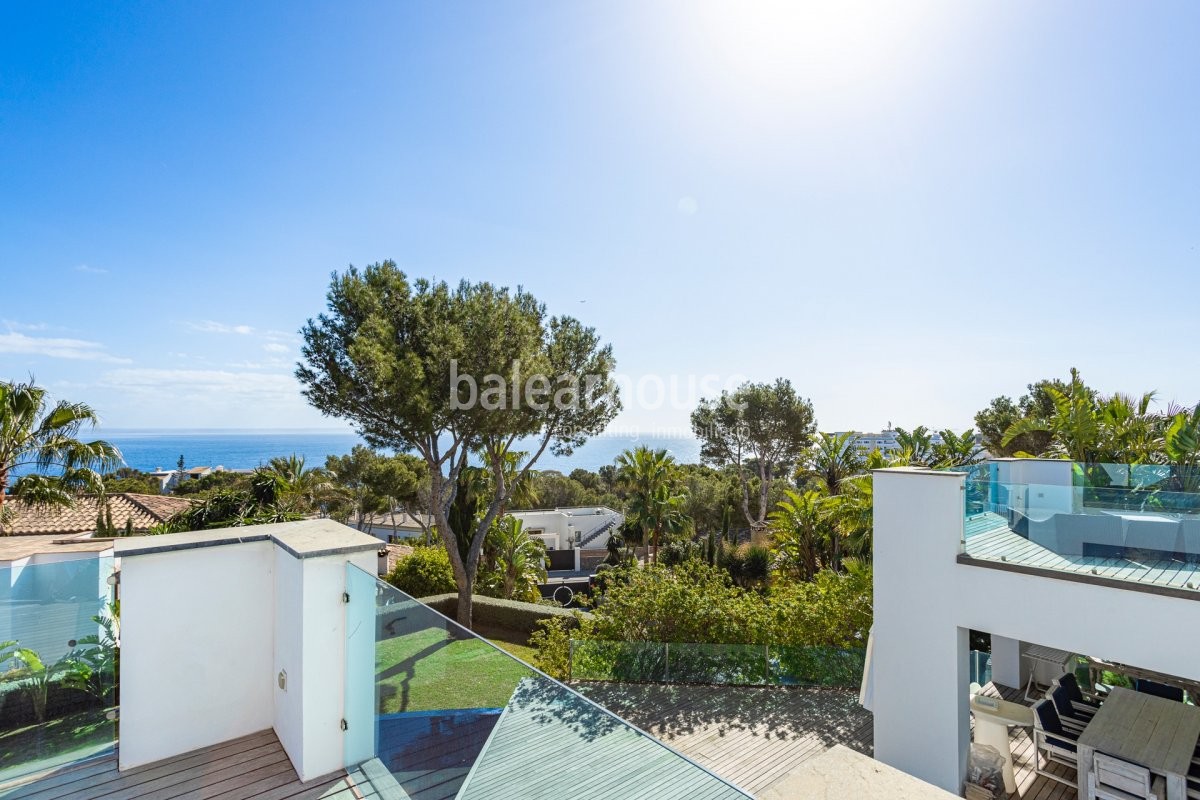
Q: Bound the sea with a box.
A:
[93,429,702,474]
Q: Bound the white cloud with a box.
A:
[188,320,256,335]
[2,320,49,332]
[262,342,289,353]
[75,264,108,275]
[99,368,299,403]
[0,332,131,364]
[227,358,290,369]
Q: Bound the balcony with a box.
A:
[959,460,1200,595]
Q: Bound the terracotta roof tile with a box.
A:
[3,493,194,536]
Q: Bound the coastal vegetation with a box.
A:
[975,368,1200,481]
[295,262,620,627]
[0,380,120,535]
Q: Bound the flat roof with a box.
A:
[114,518,381,559]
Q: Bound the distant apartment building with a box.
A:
[838,429,983,456]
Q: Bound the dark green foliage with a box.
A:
[171,470,248,496]
[659,539,702,567]
[419,593,586,638]
[386,546,457,598]
[99,467,160,496]
[690,378,817,527]
[718,541,770,589]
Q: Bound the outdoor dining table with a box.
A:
[1077,686,1200,800]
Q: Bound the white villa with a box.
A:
[509,505,623,551]
[868,459,1200,799]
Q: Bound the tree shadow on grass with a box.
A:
[376,637,454,713]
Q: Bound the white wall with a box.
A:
[118,520,382,779]
[872,469,970,791]
[119,541,275,769]
[873,468,1200,793]
[272,545,304,771]
[290,549,376,781]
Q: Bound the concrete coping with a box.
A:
[870,466,966,477]
[114,518,382,560]
[758,745,959,799]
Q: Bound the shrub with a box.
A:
[385,545,455,597]
[766,559,873,648]
[418,593,587,637]
[719,542,770,590]
[529,616,573,680]
[588,561,770,644]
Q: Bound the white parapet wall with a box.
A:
[116,519,379,780]
[872,467,1200,793]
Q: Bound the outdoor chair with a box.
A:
[1088,752,1165,800]
[1057,672,1102,713]
[1135,679,1184,702]
[1033,699,1080,789]
[1048,683,1090,732]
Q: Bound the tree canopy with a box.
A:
[297,262,620,625]
[690,378,816,528]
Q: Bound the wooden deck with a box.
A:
[579,681,1078,799]
[576,683,874,796]
[965,514,1200,593]
[976,683,1076,800]
[0,730,388,800]
[2,682,1082,799]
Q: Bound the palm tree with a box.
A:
[261,454,335,512]
[931,429,983,469]
[1164,403,1200,493]
[769,488,829,580]
[893,426,936,466]
[0,380,121,534]
[615,446,689,564]
[486,517,547,601]
[1098,392,1161,465]
[800,432,864,495]
[825,449,910,561]
[1002,368,1103,463]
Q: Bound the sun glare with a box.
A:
[689,0,939,99]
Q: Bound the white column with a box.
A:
[271,529,379,782]
[872,468,971,793]
[989,635,1027,691]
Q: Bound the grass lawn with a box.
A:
[474,624,539,665]
[375,627,530,714]
[0,707,115,782]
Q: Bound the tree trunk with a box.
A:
[455,583,473,630]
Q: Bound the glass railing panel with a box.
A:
[960,476,1200,591]
[0,556,118,784]
[969,650,993,687]
[569,640,865,688]
[345,565,752,800]
[769,645,867,687]
[571,640,667,682]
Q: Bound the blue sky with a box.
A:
[2,1,1198,433]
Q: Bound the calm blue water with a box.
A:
[93,429,701,473]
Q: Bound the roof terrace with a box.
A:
[957,459,1200,597]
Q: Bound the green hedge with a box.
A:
[419,593,591,637]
